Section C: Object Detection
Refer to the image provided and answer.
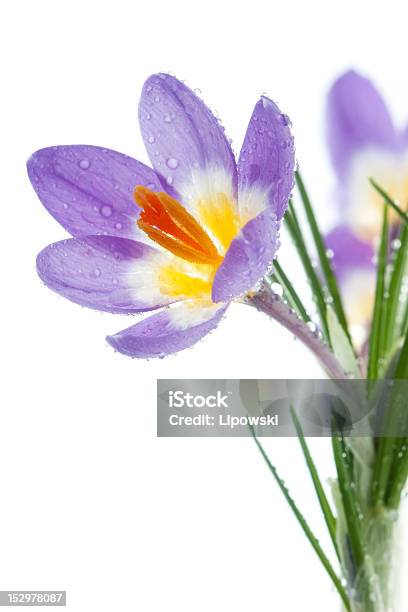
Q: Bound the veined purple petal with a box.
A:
[106,301,228,358]
[36,236,175,313]
[27,145,162,239]
[238,96,295,221]
[325,225,374,279]
[326,70,398,179]
[139,73,237,197]
[212,208,278,303]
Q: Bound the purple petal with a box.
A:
[212,208,278,302]
[107,301,228,358]
[325,225,374,279]
[138,73,237,196]
[27,145,162,239]
[37,236,174,313]
[237,96,295,221]
[326,70,398,179]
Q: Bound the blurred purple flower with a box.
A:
[28,74,295,358]
[325,70,408,329]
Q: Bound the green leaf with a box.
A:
[250,428,350,611]
[370,178,408,224]
[367,208,389,386]
[295,172,353,346]
[285,202,330,342]
[290,407,339,560]
[373,331,408,507]
[268,259,310,323]
[327,306,361,379]
[384,223,408,354]
[332,431,365,571]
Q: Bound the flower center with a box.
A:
[347,150,408,241]
[134,186,222,265]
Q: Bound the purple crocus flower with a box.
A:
[28,74,295,358]
[325,70,408,331]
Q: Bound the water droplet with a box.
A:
[270,282,283,297]
[163,113,172,123]
[115,222,123,230]
[94,268,101,278]
[148,135,155,144]
[307,321,317,332]
[100,205,113,218]
[166,157,179,169]
[166,176,173,185]
[63,203,69,209]
[146,85,152,92]
[78,158,90,169]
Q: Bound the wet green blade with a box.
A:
[295,172,353,346]
[384,223,408,353]
[332,430,365,570]
[370,178,408,224]
[290,407,339,559]
[268,259,310,323]
[285,202,330,342]
[367,208,389,385]
[373,331,408,507]
[250,428,350,610]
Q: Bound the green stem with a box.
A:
[372,331,408,506]
[386,440,408,508]
[367,208,389,386]
[250,429,351,611]
[285,203,330,341]
[332,433,365,570]
[269,259,310,323]
[370,178,408,224]
[295,172,352,346]
[290,407,340,560]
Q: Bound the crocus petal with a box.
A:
[326,70,398,180]
[106,301,228,358]
[36,236,176,313]
[325,225,374,279]
[237,96,295,222]
[27,145,162,239]
[212,208,278,303]
[138,73,237,201]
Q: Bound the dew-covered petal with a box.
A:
[325,225,374,279]
[237,96,295,222]
[326,70,398,180]
[27,145,162,239]
[106,301,228,358]
[139,73,237,200]
[212,208,278,302]
[36,236,176,313]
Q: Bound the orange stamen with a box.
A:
[134,186,221,265]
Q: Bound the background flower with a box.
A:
[325,70,408,336]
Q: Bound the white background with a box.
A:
[1,1,408,610]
